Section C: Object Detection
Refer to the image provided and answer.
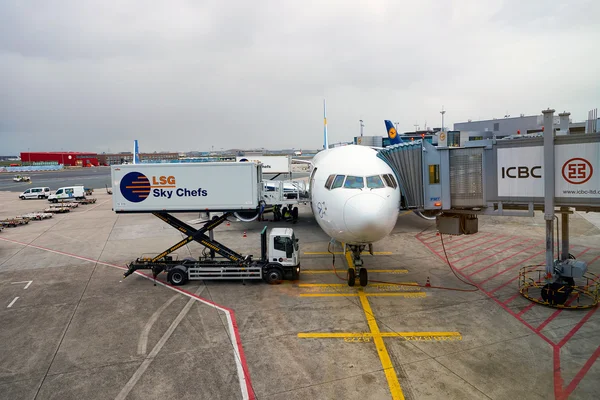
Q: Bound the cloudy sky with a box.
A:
[1,0,598,154]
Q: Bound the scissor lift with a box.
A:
[123,212,300,285]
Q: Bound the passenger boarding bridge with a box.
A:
[378,109,600,308]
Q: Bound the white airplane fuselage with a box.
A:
[309,145,400,245]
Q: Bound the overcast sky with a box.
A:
[1,0,598,154]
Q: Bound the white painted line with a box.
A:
[7,297,19,308]
[115,286,204,400]
[0,236,253,400]
[12,280,33,289]
[137,294,179,356]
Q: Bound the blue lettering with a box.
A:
[175,187,209,197]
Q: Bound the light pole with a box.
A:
[359,120,364,137]
[440,106,446,132]
[394,122,399,133]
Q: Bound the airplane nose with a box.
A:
[343,193,398,243]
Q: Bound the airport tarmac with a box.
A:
[1,191,599,400]
[0,167,112,192]
[0,167,309,193]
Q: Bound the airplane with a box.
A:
[304,101,402,287]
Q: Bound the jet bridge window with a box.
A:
[428,165,440,184]
[331,175,345,189]
[325,174,335,189]
[344,176,364,189]
[382,174,397,189]
[366,175,385,189]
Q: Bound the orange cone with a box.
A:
[425,277,431,287]
[243,231,247,238]
[226,221,230,226]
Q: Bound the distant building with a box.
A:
[97,152,180,165]
[20,152,99,167]
[454,115,549,138]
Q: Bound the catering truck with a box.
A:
[112,163,302,284]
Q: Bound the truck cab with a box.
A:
[269,228,299,268]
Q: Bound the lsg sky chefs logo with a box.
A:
[562,158,593,185]
[120,172,208,202]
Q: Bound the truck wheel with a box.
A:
[167,266,188,286]
[265,267,283,284]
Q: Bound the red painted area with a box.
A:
[416,231,600,400]
[20,151,99,167]
[0,236,256,400]
[452,235,515,262]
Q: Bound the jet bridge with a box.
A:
[378,109,600,307]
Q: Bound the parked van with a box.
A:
[19,187,51,200]
[47,186,86,202]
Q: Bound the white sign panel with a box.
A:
[236,156,291,174]
[497,142,599,199]
[497,147,544,197]
[555,143,599,198]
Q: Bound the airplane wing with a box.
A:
[292,159,312,164]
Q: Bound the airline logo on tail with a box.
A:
[384,120,404,145]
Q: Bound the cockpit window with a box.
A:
[366,175,385,189]
[344,176,364,189]
[325,174,335,189]
[382,174,398,189]
[331,175,345,189]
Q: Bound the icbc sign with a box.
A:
[562,158,593,185]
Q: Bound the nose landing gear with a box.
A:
[346,244,370,287]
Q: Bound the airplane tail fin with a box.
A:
[384,120,403,145]
[323,99,329,150]
[133,140,140,164]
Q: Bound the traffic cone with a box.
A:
[226,221,230,226]
[425,277,431,287]
[243,231,247,238]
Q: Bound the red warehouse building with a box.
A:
[20,152,100,167]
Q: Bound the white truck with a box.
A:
[111,163,304,285]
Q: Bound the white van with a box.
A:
[47,186,86,203]
[19,187,51,200]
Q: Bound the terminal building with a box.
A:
[97,152,180,165]
[453,111,599,146]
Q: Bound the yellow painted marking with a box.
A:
[299,283,417,287]
[340,247,404,399]
[302,269,408,274]
[298,332,462,340]
[358,290,404,399]
[304,251,393,255]
[399,210,413,216]
[299,292,426,298]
